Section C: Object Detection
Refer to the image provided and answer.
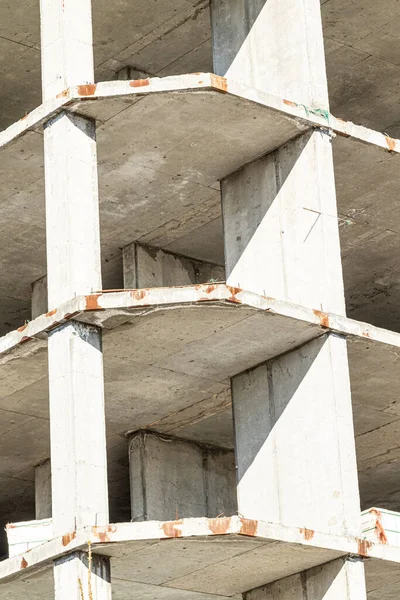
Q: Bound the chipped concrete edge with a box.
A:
[1,515,398,585]
[1,74,399,157]
[1,284,400,363]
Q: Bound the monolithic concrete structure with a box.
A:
[1,0,400,599]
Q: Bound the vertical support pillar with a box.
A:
[54,552,111,600]
[245,558,366,600]
[31,275,48,319]
[232,334,361,536]
[40,0,109,564]
[212,3,366,597]
[35,459,52,520]
[211,0,329,108]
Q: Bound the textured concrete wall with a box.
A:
[129,431,236,521]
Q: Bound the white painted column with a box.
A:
[40,0,94,101]
[129,431,236,521]
[48,321,108,536]
[44,112,102,311]
[35,459,52,520]
[40,0,109,575]
[123,242,224,289]
[245,558,367,600]
[54,552,111,600]
[211,0,329,108]
[233,334,361,537]
[221,129,345,315]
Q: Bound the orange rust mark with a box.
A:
[300,527,315,541]
[239,518,258,537]
[92,525,116,543]
[358,538,372,557]
[283,99,298,107]
[386,136,396,153]
[17,324,28,333]
[204,284,218,294]
[85,294,101,310]
[313,309,329,328]
[363,331,371,338]
[20,557,28,569]
[162,519,183,538]
[56,89,69,99]
[129,289,148,301]
[210,74,228,93]
[208,517,231,535]
[77,84,97,96]
[46,308,57,318]
[20,336,31,344]
[226,286,242,304]
[62,531,76,546]
[129,78,150,88]
[370,509,388,545]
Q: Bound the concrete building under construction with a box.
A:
[0,0,400,597]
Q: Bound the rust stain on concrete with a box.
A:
[210,74,228,93]
[300,527,315,541]
[17,324,28,332]
[130,289,148,301]
[313,309,330,328]
[208,517,231,535]
[386,136,396,152]
[56,89,69,99]
[357,538,372,557]
[20,557,28,569]
[162,519,183,538]
[129,79,150,87]
[62,531,76,546]
[85,294,101,310]
[77,84,97,96]
[370,509,388,545]
[92,525,117,543]
[226,286,242,304]
[239,518,258,536]
[46,308,57,317]
[283,99,298,107]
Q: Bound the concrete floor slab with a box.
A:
[0,76,400,332]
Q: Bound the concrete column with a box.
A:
[245,558,367,600]
[123,242,224,289]
[35,459,52,520]
[129,431,236,521]
[44,112,102,311]
[233,334,361,537]
[31,275,48,319]
[54,552,111,600]
[40,0,94,101]
[48,321,108,536]
[211,0,329,108]
[221,129,345,315]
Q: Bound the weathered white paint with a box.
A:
[35,459,52,520]
[6,518,53,558]
[123,242,224,288]
[245,557,367,600]
[233,334,361,537]
[211,0,329,108]
[129,431,236,521]
[48,321,108,536]
[222,129,345,315]
[40,0,94,101]
[43,112,101,310]
[54,552,111,600]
